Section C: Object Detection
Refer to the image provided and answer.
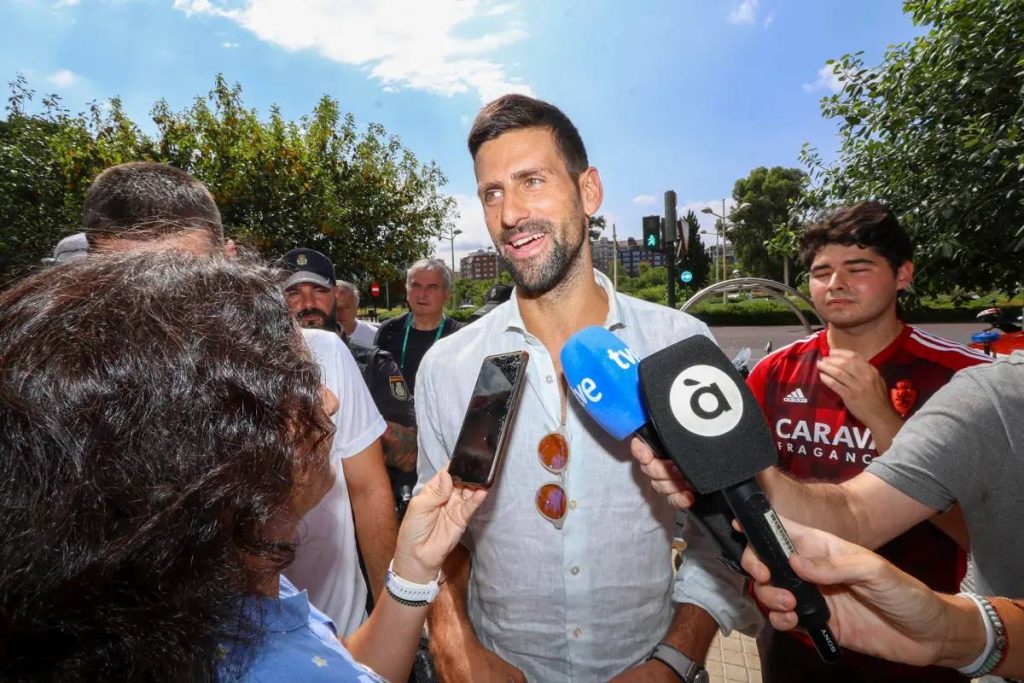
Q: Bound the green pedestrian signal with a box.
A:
[642,215,661,251]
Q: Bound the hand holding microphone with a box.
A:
[636,333,840,662]
[561,327,841,663]
[560,328,754,576]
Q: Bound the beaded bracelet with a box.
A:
[956,592,1007,678]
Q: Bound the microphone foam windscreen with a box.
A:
[638,335,778,494]
[561,326,647,440]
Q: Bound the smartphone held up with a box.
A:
[448,350,530,489]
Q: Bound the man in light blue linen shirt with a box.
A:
[417,94,760,683]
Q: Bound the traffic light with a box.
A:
[642,215,661,251]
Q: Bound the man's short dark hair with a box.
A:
[799,201,913,272]
[0,251,330,680]
[468,94,589,178]
[82,161,224,244]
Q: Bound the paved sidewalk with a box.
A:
[706,630,761,683]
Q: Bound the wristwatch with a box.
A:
[647,642,709,683]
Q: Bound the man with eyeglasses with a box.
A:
[414,95,759,683]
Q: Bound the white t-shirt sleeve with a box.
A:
[301,329,386,461]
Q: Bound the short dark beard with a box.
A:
[499,195,588,296]
[296,303,338,332]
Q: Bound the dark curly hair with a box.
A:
[0,251,332,681]
[799,201,913,273]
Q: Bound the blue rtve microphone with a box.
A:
[560,326,749,575]
[637,334,840,663]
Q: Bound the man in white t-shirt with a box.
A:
[336,280,379,347]
[285,328,390,635]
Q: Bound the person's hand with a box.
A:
[391,467,487,583]
[816,349,899,427]
[432,642,527,683]
[742,516,953,668]
[630,437,696,509]
[609,659,680,682]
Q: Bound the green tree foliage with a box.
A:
[802,0,1024,293]
[454,276,493,307]
[678,210,712,288]
[0,75,455,280]
[728,166,809,280]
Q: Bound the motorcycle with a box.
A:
[968,305,1024,357]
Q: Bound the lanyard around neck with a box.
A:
[400,313,446,372]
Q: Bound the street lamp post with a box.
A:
[701,201,750,303]
[442,227,463,306]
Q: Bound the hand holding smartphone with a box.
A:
[448,351,529,489]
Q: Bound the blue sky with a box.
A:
[1,0,922,263]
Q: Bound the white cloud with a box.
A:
[762,11,774,28]
[222,41,239,48]
[55,0,80,6]
[633,195,657,206]
[802,63,843,93]
[47,69,78,87]
[729,0,759,25]
[173,0,532,102]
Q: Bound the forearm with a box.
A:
[342,439,399,604]
[660,603,719,664]
[758,467,863,541]
[346,592,428,682]
[427,544,483,657]
[381,421,418,473]
[352,498,397,602]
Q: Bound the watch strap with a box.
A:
[647,642,705,682]
[385,560,441,606]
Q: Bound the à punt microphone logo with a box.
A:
[668,365,744,437]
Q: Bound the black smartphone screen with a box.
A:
[448,351,528,488]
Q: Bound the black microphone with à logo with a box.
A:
[638,335,842,663]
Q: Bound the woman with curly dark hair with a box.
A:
[0,251,485,682]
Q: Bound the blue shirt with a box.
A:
[217,577,383,682]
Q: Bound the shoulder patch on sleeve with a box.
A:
[389,376,410,401]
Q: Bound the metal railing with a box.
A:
[680,277,823,335]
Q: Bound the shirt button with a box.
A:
[545,375,554,383]
[569,500,578,510]
[573,627,583,638]
[570,566,580,576]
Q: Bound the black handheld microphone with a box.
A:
[560,327,748,573]
[638,335,841,663]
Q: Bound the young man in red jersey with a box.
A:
[746,201,990,683]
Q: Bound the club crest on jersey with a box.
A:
[389,376,410,401]
[890,379,917,418]
[668,364,744,437]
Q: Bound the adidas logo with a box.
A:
[783,388,808,404]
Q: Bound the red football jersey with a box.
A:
[747,325,989,680]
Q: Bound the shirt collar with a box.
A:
[241,575,313,633]
[502,268,625,334]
